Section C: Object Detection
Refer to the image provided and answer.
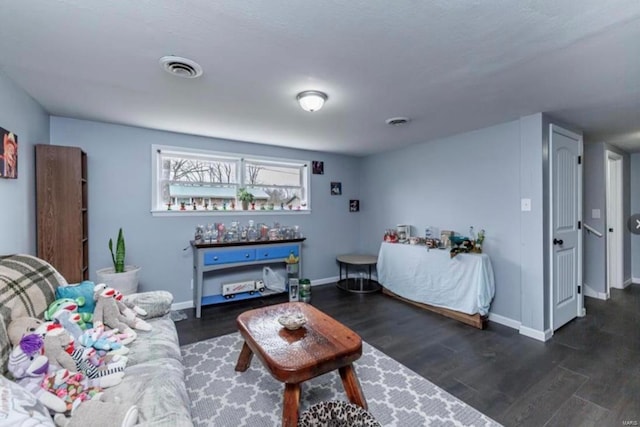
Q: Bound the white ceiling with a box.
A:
[1,1,639,156]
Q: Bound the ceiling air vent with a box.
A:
[385,117,410,126]
[159,56,203,79]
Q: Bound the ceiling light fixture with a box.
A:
[297,90,328,112]
[385,117,410,126]
[159,55,203,79]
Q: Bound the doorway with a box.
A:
[606,151,624,292]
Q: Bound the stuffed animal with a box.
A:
[52,309,84,340]
[40,323,78,372]
[7,318,76,371]
[45,297,93,330]
[98,284,152,332]
[8,317,126,388]
[54,395,138,427]
[7,316,44,343]
[93,285,139,340]
[40,369,102,413]
[113,289,148,320]
[7,334,76,414]
[78,325,129,356]
[41,325,127,387]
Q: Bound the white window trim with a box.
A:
[151,144,311,216]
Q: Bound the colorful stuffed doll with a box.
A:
[78,325,129,356]
[7,334,88,414]
[93,284,151,333]
[45,297,93,330]
[92,285,138,341]
[8,317,126,388]
[40,369,102,413]
[52,309,84,340]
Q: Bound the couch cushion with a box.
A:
[0,254,67,375]
[123,290,173,319]
[102,357,192,427]
[125,314,183,367]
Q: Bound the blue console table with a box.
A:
[191,238,305,318]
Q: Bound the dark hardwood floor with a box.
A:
[176,283,640,427]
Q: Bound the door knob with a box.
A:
[553,238,564,245]
[609,228,613,232]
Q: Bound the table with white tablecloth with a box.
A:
[377,242,495,316]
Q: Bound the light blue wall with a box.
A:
[50,117,361,305]
[582,142,632,294]
[359,119,524,322]
[521,113,546,332]
[631,153,640,281]
[0,71,49,255]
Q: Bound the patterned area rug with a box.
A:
[182,333,501,426]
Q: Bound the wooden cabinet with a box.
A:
[35,144,88,283]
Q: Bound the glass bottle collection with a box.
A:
[194,221,302,244]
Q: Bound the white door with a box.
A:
[606,151,624,291]
[550,124,583,331]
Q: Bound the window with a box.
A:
[152,145,309,213]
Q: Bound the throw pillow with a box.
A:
[55,281,96,314]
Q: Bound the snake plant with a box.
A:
[108,228,126,273]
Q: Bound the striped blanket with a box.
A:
[0,254,68,376]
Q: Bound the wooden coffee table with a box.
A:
[235,302,366,427]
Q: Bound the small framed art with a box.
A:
[0,127,18,179]
[312,160,324,174]
[331,182,342,195]
[349,200,359,212]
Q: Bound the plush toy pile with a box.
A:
[5,281,152,427]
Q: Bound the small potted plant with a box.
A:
[237,188,255,210]
[95,228,140,295]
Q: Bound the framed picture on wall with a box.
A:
[0,127,18,179]
[349,199,359,212]
[312,160,324,174]
[331,182,342,195]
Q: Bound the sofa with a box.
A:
[0,254,193,426]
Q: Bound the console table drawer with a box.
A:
[256,245,299,261]
[204,249,256,265]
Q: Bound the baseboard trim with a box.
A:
[312,276,340,286]
[172,300,193,311]
[583,284,608,300]
[633,277,640,285]
[488,313,521,330]
[623,278,633,288]
[519,325,553,342]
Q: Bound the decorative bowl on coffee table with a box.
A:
[278,313,306,330]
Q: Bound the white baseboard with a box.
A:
[519,325,553,342]
[488,313,520,331]
[171,275,341,311]
[623,278,633,288]
[172,300,193,311]
[583,284,608,300]
[312,276,340,286]
[633,277,640,285]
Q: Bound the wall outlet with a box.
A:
[521,198,532,212]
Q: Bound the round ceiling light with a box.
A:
[297,90,328,112]
[385,117,410,126]
[159,56,203,79]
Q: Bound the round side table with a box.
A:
[336,254,381,293]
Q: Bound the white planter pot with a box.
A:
[95,265,140,295]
